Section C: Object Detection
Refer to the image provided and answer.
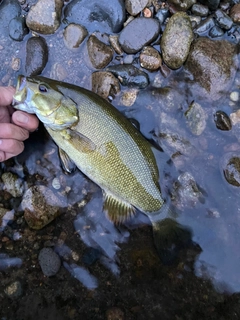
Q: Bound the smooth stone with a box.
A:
[109,35,124,55]
[9,17,29,41]
[191,3,209,16]
[209,25,224,38]
[221,153,240,187]
[107,64,149,89]
[87,35,113,69]
[0,0,21,34]
[167,0,196,11]
[26,0,63,34]
[139,46,162,70]
[214,111,232,131]
[119,17,160,54]
[92,71,120,99]
[63,0,126,33]
[215,9,233,30]
[63,23,88,50]
[38,248,61,277]
[1,172,24,198]
[185,101,207,136]
[155,8,170,24]
[50,62,68,81]
[125,0,148,16]
[185,37,238,101]
[194,16,215,34]
[161,12,193,69]
[25,36,48,76]
[198,0,220,10]
[230,4,240,24]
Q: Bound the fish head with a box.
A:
[13,75,79,130]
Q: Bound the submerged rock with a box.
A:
[38,248,61,277]
[87,35,113,69]
[0,0,21,34]
[63,23,88,50]
[26,0,63,34]
[185,37,238,101]
[214,111,232,131]
[119,17,160,54]
[63,0,126,33]
[92,71,120,99]
[140,46,162,71]
[9,17,29,41]
[185,101,207,136]
[161,12,193,69]
[25,36,48,76]
[221,153,240,187]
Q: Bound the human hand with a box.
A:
[0,86,39,162]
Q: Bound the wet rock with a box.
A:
[230,110,240,126]
[215,9,233,30]
[106,307,125,320]
[50,63,68,81]
[26,0,63,34]
[4,281,22,299]
[92,71,120,99]
[0,0,21,34]
[139,46,162,71]
[161,12,193,69]
[230,4,240,25]
[194,17,215,34]
[63,23,88,50]
[38,247,61,277]
[191,4,209,16]
[185,37,238,101]
[109,35,124,55]
[214,111,232,131]
[168,0,196,11]
[119,17,160,54]
[185,101,207,136]
[63,0,126,33]
[221,153,240,187]
[230,91,239,102]
[87,35,113,69]
[25,36,48,76]
[107,64,149,89]
[155,8,170,24]
[209,25,224,38]
[21,185,67,230]
[9,17,29,41]
[1,172,24,198]
[11,57,21,71]
[125,0,148,16]
[120,88,138,107]
[199,0,220,10]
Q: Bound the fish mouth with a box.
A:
[12,75,35,113]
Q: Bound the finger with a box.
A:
[0,87,15,107]
[12,111,39,132]
[0,139,24,155]
[0,106,11,123]
[0,150,23,162]
[0,123,29,141]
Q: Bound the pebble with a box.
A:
[63,0,125,33]
[185,101,207,136]
[1,172,24,198]
[11,57,21,71]
[50,62,68,81]
[25,36,48,76]
[38,247,61,276]
[63,23,88,50]
[92,71,120,100]
[109,35,124,55]
[230,4,240,25]
[215,9,233,30]
[87,34,113,69]
[52,177,61,190]
[119,17,160,54]
[155,8,170,24]
[26,0,63,34]
[120,88,138,107]
[107,64,149,89]
[139,46,162,71]
[230,91,239,102]
[214,111,232,131]
[4,281,22,299]
[199,0,220,10]
[230,110,240,125]
[191,3,209,16]
[125,0,148,16]
[221,153,240,187]
[161,12,193,69]
[8,16,29,41]
[167,0,196,11]
[194,16,215,34]
[209,25,224,38]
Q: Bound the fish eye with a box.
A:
[39,84,48,93]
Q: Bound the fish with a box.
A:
[13,75,192,260]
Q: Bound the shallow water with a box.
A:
[1,1,240,319]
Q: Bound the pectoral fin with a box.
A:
[58,148,76,173]
[103,191,136,224]
[61,129,96,154]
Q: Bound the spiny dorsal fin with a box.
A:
[103,191,136,224]
[58,148,76,173]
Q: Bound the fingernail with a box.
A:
[16,113,29,124]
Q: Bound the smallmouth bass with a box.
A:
[13,75,185,258]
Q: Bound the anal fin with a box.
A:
[58,148,76,173]
[103,191,136,224]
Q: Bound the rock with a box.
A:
[185,38,238,101]
[214,111,232,131]
[191,4,209,16]
[120,88,139,107]
[63,0,126,33]
[38,247,61,276]
[155,8,170,24]
[198,0,220,10]
[0,0,21,34]
[215,9,233,30]
[92,71,120,99]
[119,17,160,54]
[139,46,162,71]
[26,0,63,34]
[125,0,148,16]
[194,17,215,34]
[168,0,196,11]
[161,12,193,70]
[230,109,240,126]
[87,35,113,69]
[11,57,21,71]
[21,185,67,230]
[221,153,240,187]
[106,307,125,320]
[185,101,207,135]
[4,281,22,299]
[1,172,24,197]
[109,35,124,55]
[209,25,224,38]
[107,64,149,89]
[50,63,68,81]
[63,23,88,50]
[9,17,29,41]
[230,4,240,25]
[25,36,48,76]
